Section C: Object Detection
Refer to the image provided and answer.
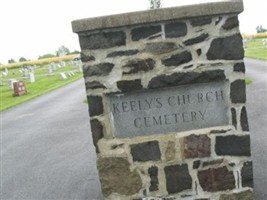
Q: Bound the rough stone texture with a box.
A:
[117,79,143,92]
[202,159,224,167]
[165,141,176,161]
[148,70,225,89]
[107,49,139,58]
[190,17,212,27]
[146,42,177,55]
[183,33,209,46]
[130,141,161,162]
[215,135,251,156]
[80,52,95,62]
[148,166,159,192]
[193,160,201,169]
[183,134,211,159]
[210,129,229,134]
[164,164,192,194]
[87,95,103,117]
[198,166,235,192]
[233,62,245,73]
[131,25,161,41]
[207,34,244,60]
[219,190,253,200]
[90,119,104,153]
[241,106,249,131]
[231,108,237,129]
[241,161,253,188]
[79,31,126,50]
[165,22,187,38]
[230,80,246,103]
[84,63,114,77]
[86,81,106,89]
[97,157,142,197]
[123,58,155,74]
[222,16,239,30]
[162,51,192,67]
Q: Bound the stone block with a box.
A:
[87,95,104,117]
[148,166,159,192]
[219,190,253,200]
[241,161,253,188]
[86,81,106,90]
[207,34,244,60]
[148,70,225,89]
[97,157,142,197]
[165,141,175,161]
[84,63,114,77]
[165,22,187,38]
[222,16,239,30]
[122,58,155,74]
[231,107,237,129]
[79,31,126,50]
[162,51,192,67]
[230,80,246,103]
[117,79,143,92]
[183,134,211,159]
[164,164,192,194]
[130,141,161,162]
[215,135,251,156]
[241,106,249,131]
[183,33,209,46]
[233,62,245,73]
[198,166,235,192]
[190,17,212,26]
[131,25,161,41]
[80,52,95,62]
[107,49,139,57]
[90,119,104,153]
[146,42,177,55]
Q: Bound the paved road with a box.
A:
[1,79,103,200]
[0,58,266,200]
[245,58,267,200]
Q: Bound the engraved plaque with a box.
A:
[109,81,230,138]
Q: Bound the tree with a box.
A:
[38,53,56,59]
[19,57,27,62]
[256,25,267,33]
[56,45,70,56]
[149,0,161,9]
[8,59,15,64]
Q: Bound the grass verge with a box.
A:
[0,64,82,112]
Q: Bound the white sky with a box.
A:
[0,0,266,64]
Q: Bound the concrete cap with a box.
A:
[72,0,243,33]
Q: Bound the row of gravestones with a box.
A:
[1,60,83,90]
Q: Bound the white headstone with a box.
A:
[28,73,35,83]
[77,63,83,72]
[2,72,8,76]
[5,68,8,74]
[48,67,53,76]
[8,79,17,90]
[59,72,67,80]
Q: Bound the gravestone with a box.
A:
[47,67,53,76]
[59,72,67,80]
[13,81,27,96]
[8,79,17,90]
[28,72,35,83]
[72,1,253,199]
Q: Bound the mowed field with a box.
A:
[0,58,83,112]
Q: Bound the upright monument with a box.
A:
[72,1,253,199]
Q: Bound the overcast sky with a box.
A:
[0,0,266,64]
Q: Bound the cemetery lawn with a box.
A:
[0,64,83,112]
[245,38,267,60]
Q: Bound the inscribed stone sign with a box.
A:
[109,81,230,138]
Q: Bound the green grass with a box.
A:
[0,63,83,112]
[245,38,267,60]
[245,77,253,85]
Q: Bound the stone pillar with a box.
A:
[72,1,253,199]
